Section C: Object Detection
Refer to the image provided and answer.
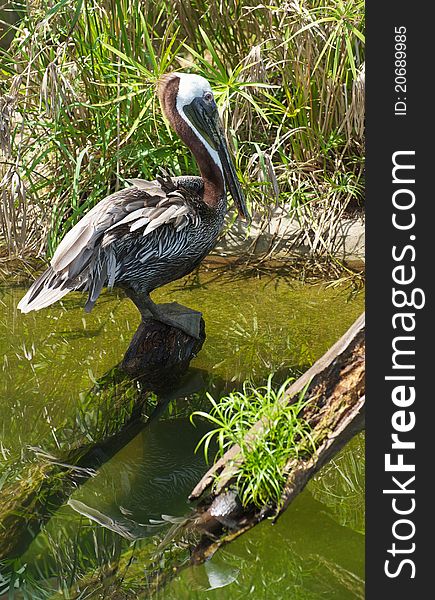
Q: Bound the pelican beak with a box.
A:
[183,98,250,221]
[216,129,250,221]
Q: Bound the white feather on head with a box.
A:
[175,73,213,107]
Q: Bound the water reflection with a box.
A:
[0,271,364,598]
[71,417,212,533]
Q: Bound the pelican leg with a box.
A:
[124,288,203,340]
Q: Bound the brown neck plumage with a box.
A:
[157,74,224,207]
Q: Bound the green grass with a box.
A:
[192,376,315,509]
[0,0,364,261]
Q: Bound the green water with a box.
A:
[0,269,364,598]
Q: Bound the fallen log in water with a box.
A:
[186,312,365,563]
[0,315,206,561]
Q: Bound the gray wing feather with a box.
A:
[51,221,95,273]
[51,181,197,277]
[18,177,200,314]
[126,178,166,196]
[108,198,194,237]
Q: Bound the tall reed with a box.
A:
[0,0,364,259]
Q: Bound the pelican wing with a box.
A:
[51,178,197,275]
[18,177,200,314]
[105,187,198,237]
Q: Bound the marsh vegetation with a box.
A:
[1,0,364,261]
[192,376,315,509]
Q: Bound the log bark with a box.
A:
[122,315,205,384]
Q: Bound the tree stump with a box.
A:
[121,308,206,390]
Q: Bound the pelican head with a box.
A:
[158,73,249,220]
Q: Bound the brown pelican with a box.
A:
[18,73,249,338]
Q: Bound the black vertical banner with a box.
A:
[366,1,433,597]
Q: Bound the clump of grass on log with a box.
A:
[192,376,315,509]
[0,0,364,261]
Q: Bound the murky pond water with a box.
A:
[0,268,364,598]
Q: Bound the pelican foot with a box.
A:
[141,302,203,340]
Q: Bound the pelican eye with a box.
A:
[203,91,214,103]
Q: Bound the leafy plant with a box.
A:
[192,375,315,509]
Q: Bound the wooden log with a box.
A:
[122,314,205,385]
